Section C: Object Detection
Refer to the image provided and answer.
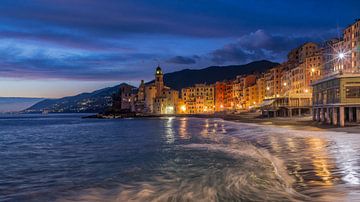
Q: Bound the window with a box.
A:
[346,86,360,98]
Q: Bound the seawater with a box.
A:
[0,114,360,201]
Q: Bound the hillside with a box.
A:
[159,60,278,90]
[26,83,134,113]
[26,60,278,113]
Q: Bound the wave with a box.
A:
[59,141,309,202]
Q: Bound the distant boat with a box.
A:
[42,110,49,115]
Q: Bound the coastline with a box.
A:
[85,112,360,134]
[211,112,360,134]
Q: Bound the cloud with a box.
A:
[211,30,313,64]
[166,56,197,64]
[0,0,357,82]
[0,45,156,80]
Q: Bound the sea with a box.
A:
[0,114,360,201]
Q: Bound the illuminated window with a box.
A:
[346,86,360,98]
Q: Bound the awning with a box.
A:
[260,99,275,107]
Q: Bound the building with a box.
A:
[312,74,360,126]
[112,84,135,112]
[144,66,179,115]
[131,80,146,112]
[261,43,322,117]
[343,19,360,73]
[311,19,360,127]
[265,65,283,98]
[153,89,179,114]
[181,84,215,114]
[256,77,266,106]
[215,81,227,111]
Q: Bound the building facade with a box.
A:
[181,84,215,114]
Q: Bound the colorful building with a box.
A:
[312,19,360,127]
[181,84,215,114]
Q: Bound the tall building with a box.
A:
[343,19,360,73]
[312,19,360,127]
[215,81,226,111]
[265,65,283,98]
[155,66,164,96]
[141,66,179,114]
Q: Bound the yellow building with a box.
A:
[246,84,258,109]
[181,84,215,114]
[256,77,266,105]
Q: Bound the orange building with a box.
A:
[215,81,226,111]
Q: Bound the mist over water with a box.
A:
[0,114,360,201]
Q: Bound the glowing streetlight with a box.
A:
[283,82,287,86]
[338,52,345,59]
[180,105,186,112]
[266,87,270,91]
[304,89,309,93]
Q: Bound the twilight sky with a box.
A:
[0,0,359,98]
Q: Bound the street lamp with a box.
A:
[338,52,345,59]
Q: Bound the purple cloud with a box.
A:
[166,56,197,64]
[211,30,315,64]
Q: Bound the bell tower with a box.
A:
[155,66,164,96]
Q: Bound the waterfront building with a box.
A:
[224,81,234,109]
[131,80,146,112]
[244,84,258,109]
[181,84,215,114]
[144,84,157,113]
[256,76,266,106]
[312,73,360,126]
[312,19,360,127]
[153,89,179,114]
[215,81,225,111]
[265,65,284,98]
[112,84,135,112]
[143,66,179,115]
[261,43,321,117]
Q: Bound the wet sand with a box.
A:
[191,112,360,134]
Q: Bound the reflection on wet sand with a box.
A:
[306,137,335,186]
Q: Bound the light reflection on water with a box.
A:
[0,114,360,201]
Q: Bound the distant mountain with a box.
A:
[154,60,279,90]
[26,60,278,113]
[26,83,134,113]
[0,97,44,113]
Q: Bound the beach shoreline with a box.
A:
[211,112,360,134]
[85,111,360,134]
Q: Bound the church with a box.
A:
[127,66,179,114]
